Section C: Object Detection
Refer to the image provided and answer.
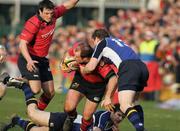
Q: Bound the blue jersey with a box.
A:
[93,110,114,131]
[92,37,139,69]
[71,111,114,131]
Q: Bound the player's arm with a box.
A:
[62,0,79,10]
[104,75,118,100]
[80,57,99,74]
[97,64,118,111]
[102,75,118,112]
[19,39,38,72]
[19,40,32,63]
[19,18,40,72]
[81,39,106,74]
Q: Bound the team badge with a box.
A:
[71,82,79,88]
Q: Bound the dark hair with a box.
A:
[92,28,110,40]
[38,0,55,12]
[113,104,120,112]
[78,43,94,58]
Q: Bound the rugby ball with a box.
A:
[63,56,79,71]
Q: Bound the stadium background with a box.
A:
[0,0,180,130]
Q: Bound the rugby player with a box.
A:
[18,0,79,110]
[62,42,118,131]
[0,74,123,131]
[81,29,149,131]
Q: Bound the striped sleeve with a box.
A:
[92,39,106,61]
[19,17,39,43]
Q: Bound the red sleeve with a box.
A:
[54,5,68,18]
[19,16,39,43]
[97,64,116,80]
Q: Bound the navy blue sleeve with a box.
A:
[92,39,106,61]
[94,111,111,130]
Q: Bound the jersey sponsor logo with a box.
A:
[71,82,79,88]
[41,28,55,38]
[49,122,54,127]
[139,123,143,126]
[33,74,39,78]
[93,97,100,102]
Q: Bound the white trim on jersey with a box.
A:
[97,111,109,127]
[103,47,122,68]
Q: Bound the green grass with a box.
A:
[0,88,180,131]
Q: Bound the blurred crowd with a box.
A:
[0,0,180,103]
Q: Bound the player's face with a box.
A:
[74,47,82,63]
[111,111,123,124]
[39,8,54,23]
[74,46,90,64]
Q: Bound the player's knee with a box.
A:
[120,103,134,113]
[64,104,74,113]
[45,90,55,98]
[31,88,41,94]
[27,109,34,119]
[27,108,36,120]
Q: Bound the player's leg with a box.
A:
[1,115,37,131]
[37,59,54,110]
[28,80,41,94]
[2,115,49,131]
[134,92,144,124]
[80,99,98,131]
[11,80,63,129]
[63,89,84,131]
[38,80,54,110]
[118,90,145,131]
[30,126,49,131]
[117,60,148,131]
[80,83,106,131]
[63,71,85,131]
[28,104,67,131]
[0,72,25,100]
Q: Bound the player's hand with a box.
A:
[101,98,115,112]
[26,60,38,72]
[60,62,71,73]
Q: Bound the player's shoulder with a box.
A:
[94,110,109,117]
[25,15,41,28]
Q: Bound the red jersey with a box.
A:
[20,5,67,57]
[68,43,116,83]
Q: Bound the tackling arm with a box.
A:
[81,58,99,74]
[102,76,118,111]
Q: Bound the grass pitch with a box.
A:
[0,88,180,131]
